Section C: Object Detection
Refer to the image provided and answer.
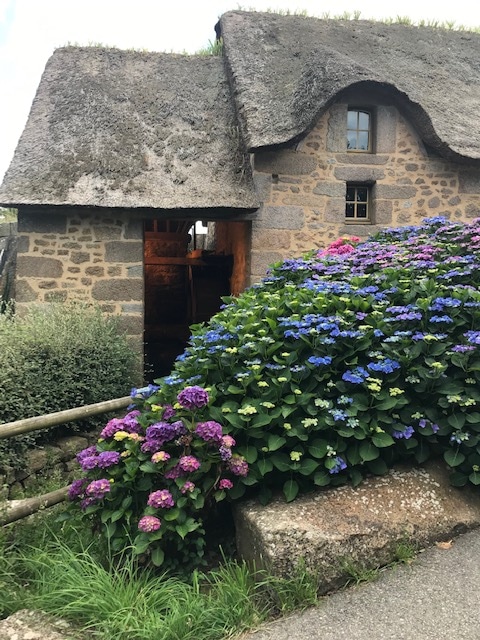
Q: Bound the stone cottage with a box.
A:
[1,11,479,374]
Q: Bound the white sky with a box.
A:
[1,0,479,184]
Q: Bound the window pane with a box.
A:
[347,110,358,128]
[346,202,355,217]
[347,133,357,150]
[358,131,369,151]
[356,187,368,202]
[346,187,356,201]
[358,111,370,129]
[357,204,367,218]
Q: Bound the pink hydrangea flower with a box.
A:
[147,489,175,509]
[218,478,233,490]
[181,481,196,494]
[222,435,236,448]
[85,478,111,500]
[138,515,162,532]
[178,455,201,472]
[195,420,223,443]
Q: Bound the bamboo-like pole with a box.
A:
[0,396,132,439]
[0,486,69,526]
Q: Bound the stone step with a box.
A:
[233,460,480,592]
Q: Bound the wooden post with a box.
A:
[0,487,69,525]
[0,396,132,439]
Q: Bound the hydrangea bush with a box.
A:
[68,384,248,570]
[161,216,480,503]
[70,216,480,566]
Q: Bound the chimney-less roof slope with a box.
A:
[0,48,258,209]
[220,11,480,162]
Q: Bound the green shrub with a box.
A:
[0,302,140,468]
[68,384,247,572]
[69,216,480,567]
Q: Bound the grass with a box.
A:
[0,509,319,639]
[0,505,422,638]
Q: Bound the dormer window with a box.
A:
[347,109,371,152]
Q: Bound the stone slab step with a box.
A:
[233,460,480,592]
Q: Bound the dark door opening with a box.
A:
[144,218,250,378]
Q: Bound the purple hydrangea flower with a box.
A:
[76,446,97,463]
[392,425,415,439]
[79,455,98,471]
[222,435,236,448]
[219,446,233,461]
[85,479,111,500]
[162,404,176,420]
[97,451,121,468]
[138,515,162,532]
[228,455,249,477]
[164,464,182,479]
[177,386,209,410]
[67,478,89,500]
[195,420,223,443]
[147,489,175,509]
[100,418,125,439]
[178,456,201,472]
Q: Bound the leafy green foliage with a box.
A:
[67,386,248,572]
[1,513,318,639]
[152,217,480,498]
[70,217,480,569]
[0,302,139,469]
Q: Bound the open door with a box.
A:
[144,218,249,377]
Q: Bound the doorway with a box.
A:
[144,218,250,377]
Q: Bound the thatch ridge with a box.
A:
[219,11,480,162]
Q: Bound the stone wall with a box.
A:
[16,208,144,353]
[0,220,17,301]
[250,97,480,282]
[1,433,96,499]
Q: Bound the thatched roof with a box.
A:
[0,48,258,210]
[1,12,479,210]
[219,11,480,162]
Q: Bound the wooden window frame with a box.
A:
[345,183,371,223]
[347,108,372,153]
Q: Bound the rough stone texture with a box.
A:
[375,106,397,153]
[255,151,317,175]
[255,205,304,229]
[234,462,480,592]
[0,610,85,640]
[249,97,480,273]
[92,278,143,301]
[14,209,144,349]
[17,255,63,278]
[105,241,143,263]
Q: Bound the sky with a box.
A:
[1,0,479,184]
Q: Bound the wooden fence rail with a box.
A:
[0,396,131,440]
[0,393,139,525]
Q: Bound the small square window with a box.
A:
[347,109,371,152]
[345,184,370,222]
